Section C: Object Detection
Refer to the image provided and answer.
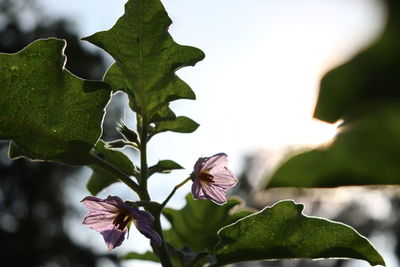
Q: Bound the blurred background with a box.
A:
[0,0,399,266]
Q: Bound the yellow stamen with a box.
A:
[113,209,133,230]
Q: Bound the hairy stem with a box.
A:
[138,114,150,200]
[152,215,172,267]
[137,114,172,266]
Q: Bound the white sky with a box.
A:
[36,0,387,266]
[36,0,386,173]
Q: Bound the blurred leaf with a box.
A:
[87,140,137,195]
[121,251,159,262]
[267,1,400,188]
[214,200,385,266]
[149,116,199,139]
[183,251,209,267]
[0,38,111,164]
[167,245,209,267]
[314,0,400,123]
[163,194,253,253]
[148,160,183,177]
[83,0,204,123]
[268,104,400,187]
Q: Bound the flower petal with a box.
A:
[193,156,208,176]
[133,210,162,246]
[81,196,123,234]
[210,169,238,188]
[191,153,237,205]
[201,183,228,205]
[81,196,121,213]
[191,179,204,199]
[101,227,127,251]
[202,153,228,171]
[82,211,116,232]
[135,221,162,246]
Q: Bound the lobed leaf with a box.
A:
[0,38,111,164]
[83,0,205,123]
[87,140,138,195]
[214,200,385,266]
[163,194,253,254]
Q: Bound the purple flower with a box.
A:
[191,153,238,205]
[81,195,161,251]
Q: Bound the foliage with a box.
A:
[267,0,400,188]
[87,140,138,195]
[0,11,114,266]
[0,0,390,266]
[0,39,111,165]
[83,0,204,126]
[163,194,253,253]
[214,200,384,266]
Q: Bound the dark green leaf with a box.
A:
[0,38,111,164]
[167,245,209,267]
[83,0,204,122]
[314,0,400,123]
[87,140,137,195]
[149,116,200,139]
[121,251,159,262]
[148,160,183,177]
[268,104,400,187]
[163,194,253,254]
[214,200,385,266]
[266,2,400,188]
[120,246,206,267]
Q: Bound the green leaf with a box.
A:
[268,104,400,187]
[314,0,400,123]
[121,245,196,266]
[0,38,111,164]
[87,140,137,195]
[168,245,209,267]
[148,160,183,177]
[214,200,385,266]
[121,251,159,262]
[83,0,204,122]
[163,194,254,254]
[266,1,400,188]
[149,116,200,139]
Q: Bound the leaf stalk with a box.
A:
[160,177,192,209]
[88,152,141,194]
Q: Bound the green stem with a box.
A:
[134,200,160,209]
[149,213,173,267]
[160,177,191,209]
[137,115,171,267]
[139,114,150,200]
[88,152,140,194]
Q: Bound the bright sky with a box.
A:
[36,0,385,172]
[36,0,387,266]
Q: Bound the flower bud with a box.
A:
[117,122,138,143]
